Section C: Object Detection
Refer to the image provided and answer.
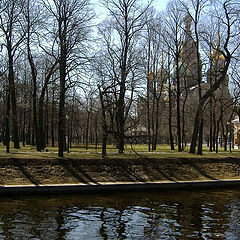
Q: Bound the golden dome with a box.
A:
[210,49,225,61]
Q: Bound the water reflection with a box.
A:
[0,189,239,239]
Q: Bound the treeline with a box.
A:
[0,0,239,157]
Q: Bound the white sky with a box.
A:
[152,0,169,11]
[91,0,169,21]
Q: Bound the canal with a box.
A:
[0,188,239,239]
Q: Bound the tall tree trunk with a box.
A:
[85,111,90,150]
[58,76,66,157]
[189,107,201,153]
[95,114,98,150]
[26,108,31,145]
[58,18,67,158]
[5,90,10,153]
[98,87,108,157]
[31,112,35,146]
[229,122,232,153]
[146,36,151,152]
[45,88,49,146]
[209,46,213,152]
[197,119,203,155]
[28,51,41,151]
[153,99,160,151]
[181,88,188,150]
[26,5,41,151]
[216,120,220,153]
[8,52,20,149]
[221,120,228,152]
[175,49,182,152]
[168,51,174,150]
[51,88,55,148]
[213,108,216,151]
[22,108,26,147]
[209,98,213,152]
[117,87,125,153]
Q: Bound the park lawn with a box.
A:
[0,143,239,159]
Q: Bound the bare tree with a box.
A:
[0,0,26,149]
[43,0,93,157]
[141,9,168,151]
[99,0,151,153]
[164,0,186,152]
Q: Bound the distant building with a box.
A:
[135,4,233,147]
[178,7,201,89]
[232,117,240,148]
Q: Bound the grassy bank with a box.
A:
[0,155,240,186]
[0,143,239,186]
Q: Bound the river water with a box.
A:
[0,188,239,239]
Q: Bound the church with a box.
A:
[134,3,233,148]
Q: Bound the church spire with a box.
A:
[184,0,192,40]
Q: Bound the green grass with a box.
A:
[0,142,239,159]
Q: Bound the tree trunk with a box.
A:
[189,107,201,153]
[229,122,232,153]
[153,98,160,151]
[168,51,174,150]
[209,98,213,152]
[85,111,90,150]
[117,89,125,153]
[213,109,216,151]
[181,88,188,150]
[58,17,67,158]
[8,52,20,149]
[58,79,66,157]
[5,90,10,153]
[22,108,26,147]
[26,108,31,145]
[176,54,182,152]
[216,120,220,153]
[95,114,98,150]
[51,88,55,147]
[45,88,49,146]
[98,87,108,157]
[197,119,203,155]
[221,120,228,152]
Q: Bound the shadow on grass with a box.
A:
[118,163,146,182]
[59,158,100,185]
[141,158,177,182]
[190,161,217,180]
[140,157,219,182]
[12,158,40,186]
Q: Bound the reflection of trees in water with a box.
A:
[56,208,67,239]
[0,209,59,239]
[99,207,127,239]
[99,207,108,240]
[143,203,180,239]
[173,192,231,239]
[1,214,12,239]
[176,200,204,238]
[0,191,239,239]
[201,201,229,239]
[116,209,126,239]
[227,199,240,238]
